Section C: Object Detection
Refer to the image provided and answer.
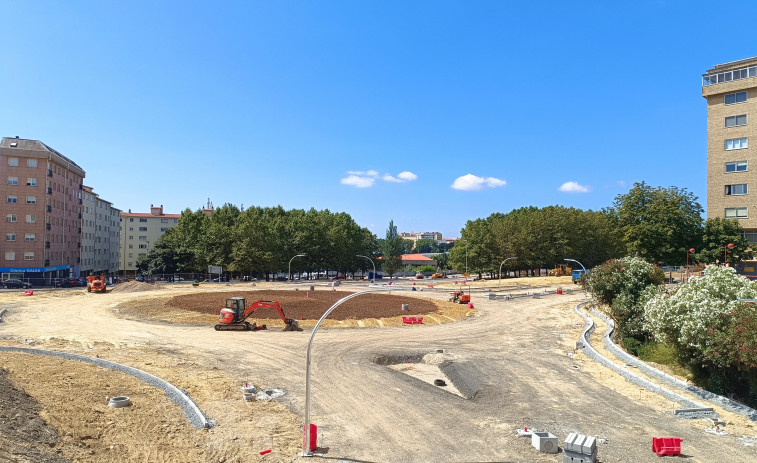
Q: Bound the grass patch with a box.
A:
[637,341,692,379]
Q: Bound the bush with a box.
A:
[586,257,665,338]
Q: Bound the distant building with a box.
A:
[703,57,757,243]
[399,253,437,266]
[81,186,121,276]
[119,205,180,274]
[0,137,85,284]
[399,232,444,249]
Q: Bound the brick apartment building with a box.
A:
[703,57,757,243]
[0,137,85,284]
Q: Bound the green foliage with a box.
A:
[623,337,642,356]
[609,182,703,265]
[381,220,404,278]
[416,265,436,273]
[433,252,449,270]
[585,257,665,338]
[695,218,754,265]
[706,302,757,370]
[414,238,439,253]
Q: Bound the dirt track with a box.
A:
[1,279,757,462]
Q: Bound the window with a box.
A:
[26,178,37,186]
[6,214,16,223]
[161,218,168,223]
[8,176,18,185]
[138,236,147,241]
[128,244,133,249]
[725,138,748,150]
[25,214,36,223]
[26,196,36,204]
[139,227,147,231]
[7,195,17,203]
[138,244,147,249]
[5,251,15,261]
[23,252,34,261]
[6,233,15,241]
[726,161,748,173]
[129,218,134,222]
[725,207,748,218]
[128,227,134,231]
[7,158,18,166]
[160,227,167,232]
[726,92,747,105]
[27,159,37,168]
[25,233,34,242]
[139,218,147,222]
[725,184,748,195]
[128,235,133,240]
[726,115,747,127]
[128,253,133,258]
[174,219,178,223]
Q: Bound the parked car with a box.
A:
[333,275,346,280]
[2,279,32,289]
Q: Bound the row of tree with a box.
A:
[137,182,753,279]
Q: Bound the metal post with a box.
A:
[356,255,376,283]
[564,258,587,297]
[301,287,409,457]
[498,256,517,291]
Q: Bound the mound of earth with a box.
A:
[110,281,161,293]
[167,290,438,320]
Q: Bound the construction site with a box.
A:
[1,277,757,462]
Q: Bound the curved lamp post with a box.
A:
[289,254,306,281]
[724,243,735,266]
[301,287,409,456]
[564,258,587,297]
[356,254,376,283]
[498,257,518,291]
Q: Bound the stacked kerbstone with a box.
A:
[563,432,597,463]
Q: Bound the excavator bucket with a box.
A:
[282,320,303,332]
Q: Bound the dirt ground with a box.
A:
[1,278,756,462]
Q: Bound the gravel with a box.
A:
[0,345,210,428]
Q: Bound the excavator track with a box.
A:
[214,321,257,331]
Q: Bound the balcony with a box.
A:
[78,199,82,205]
[45,241,50,248]
[44,260,50,266]
[47,169,53,177]
[47,205,52,212]
[47,187,52,194]
[45,223,51,230]
[77,242,80,248]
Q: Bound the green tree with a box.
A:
[415,238,438,253]
[695,218,753,265]
[610,182,703,265]
[381,220,404,279]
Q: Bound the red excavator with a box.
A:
[214,298,302,331]
[86,275,107,293]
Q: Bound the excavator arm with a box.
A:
[239,300,291,325]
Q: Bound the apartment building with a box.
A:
[0,137,85,283]
[81,186,121,276]
[703,57,757,243]
[119,205,180,274]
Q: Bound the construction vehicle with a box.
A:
[449,288,471,304]
[431,273,443,279]
[215,297,302,331]
[549,265,572,277]
[86,275,107,293]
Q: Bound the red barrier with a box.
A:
[24,290,33,296]
[303,423,317,451]
[652,437,682,456]
[259,448,271,455]
[402,316,423,324]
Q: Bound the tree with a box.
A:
[415,239,438,253]
[381,220,404,279]
[610,182,703,265]
[695,218,753,265]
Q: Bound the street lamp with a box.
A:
[724,243,735,266]
[498,257,518,291]
[289,254,306,281]
[356,254,376,283]
[564,259,587,297]
[686,248,695,283]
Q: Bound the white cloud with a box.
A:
[341,175,375,188]
[397,171,417,181]
[558,181,590,193]
[451,174,507,191]
[347,170,379,177]
[382,174,403,183]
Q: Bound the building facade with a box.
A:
[703,57,757,243]
[81,186,121,276]
[0,137,85,284]
[119,205,180,274]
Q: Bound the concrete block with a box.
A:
[531,431,558,454]
[582,435,596,455]
[565,432,577,451]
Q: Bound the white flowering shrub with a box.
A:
[644,265,757,362]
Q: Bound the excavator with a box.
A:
[214,298,303,331]
[86,275,107,293]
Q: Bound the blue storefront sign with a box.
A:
[0,265,69,273]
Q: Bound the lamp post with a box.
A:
[724,243,735,266]
[498,257,518,291]
[356,254,376,283]
[686,248,695,283]
[564,258,587,297]
[289,254,306,281]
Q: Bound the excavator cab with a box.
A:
[225,297,246,322]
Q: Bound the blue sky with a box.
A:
[2,1,756,238]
